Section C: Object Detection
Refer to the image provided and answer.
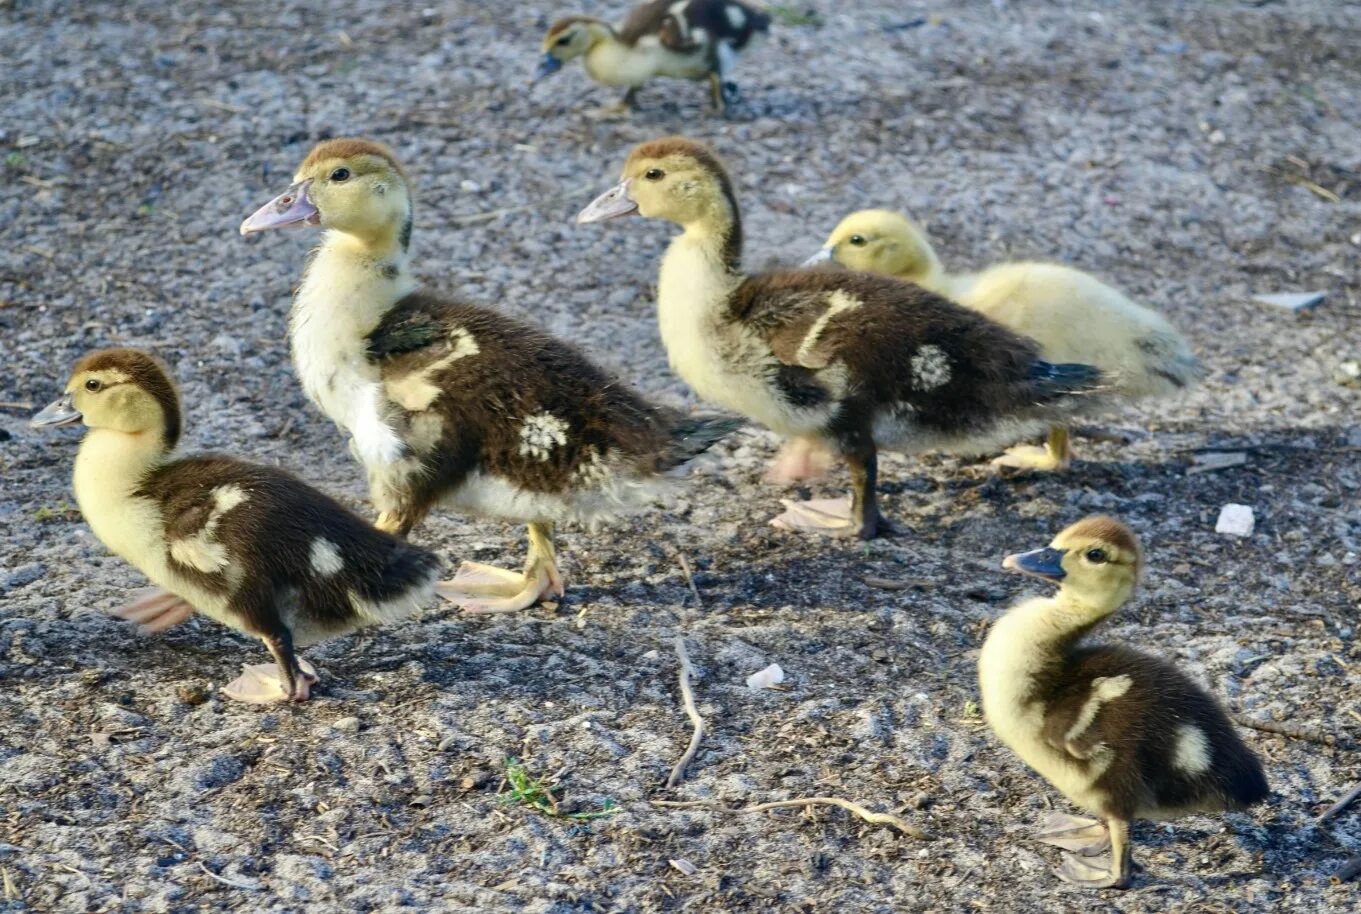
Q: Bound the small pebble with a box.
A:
[1215,504,1255,538]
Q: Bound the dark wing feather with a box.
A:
[367,304,446,358]
[618,0,688,47]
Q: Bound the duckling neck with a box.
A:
[73,429,168,550]
[290,223,418,429]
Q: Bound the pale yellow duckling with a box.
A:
[807,210,1203,472]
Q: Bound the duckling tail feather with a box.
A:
[1026,360,1104,401]
[661,416,744,469]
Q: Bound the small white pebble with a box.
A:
[459,179,481,193]
[669,858,698,876]
[331,716,360,734]
[745,663,785,690]
[1215,504,1255,537]
[642,650,660,660]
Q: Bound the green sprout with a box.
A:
[499,757,619,821]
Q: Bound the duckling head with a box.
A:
[805,210,943,283]
[241,138,412,251]
[31,348,181,451]
[1003,515,1142,616]
[578,137,738,232]
[536,17,607,80]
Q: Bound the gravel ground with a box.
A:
[2,1,1359,911]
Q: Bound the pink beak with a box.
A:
[240,179,319,235]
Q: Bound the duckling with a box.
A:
[30,348,440,704]
[577,138,1105,539]
[535,0,770,113]
[809,209,1203,472]
[978,516,1268,888]
[241,138,739,613]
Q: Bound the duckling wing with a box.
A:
[142,457,439,637]
[366,292,733,518]
[1044,646,1269,815]
[619,1,701,51]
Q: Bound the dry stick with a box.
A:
[666,635,705,788]
[650,797,927,840]
[1332,855,1361,885]
[1232,713,1341,748]
[1317,782,1361,824]
[677,553,703,610]
[196,862,260,891]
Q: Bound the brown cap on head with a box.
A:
[73,348,182,449]
[546,15,596,39]
[300,138,407,181]
[1060,514,1143,575]
[628,137,728,178]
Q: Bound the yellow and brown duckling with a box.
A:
[30,348,440,704]
[578,138,1105,539]
[979,516,1268,888]
[810,210,1203,471]
[241,138,739,614]
[535,0,770,113]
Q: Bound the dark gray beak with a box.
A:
[533,53,563,83]
[31,393,82,428]
[1002,547,1067,582]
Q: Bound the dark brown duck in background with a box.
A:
[535,0,771,112]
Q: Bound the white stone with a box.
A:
[1215,504,1255,537]
[745,663,785,690]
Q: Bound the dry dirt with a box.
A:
[1,1,1359,912]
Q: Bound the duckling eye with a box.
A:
[556,35,572,46]
[84,378,102,393]
[644,168,665,181]
[848,235,867,246]
[329,167,351,182]
[1085,549,1108,564]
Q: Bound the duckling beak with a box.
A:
[803,246,833,267]
[533,53,563,83]
[1002,547,1067,582]
[240,179,319,236]
[577,178,638,224]
[30,393,82,429]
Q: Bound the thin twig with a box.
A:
[0,401,35,411]
[649,797,928,840]
[1332,855,1361,885]
[677,553,703,609]
[196,862,261,891]
[1317,782,1361,824]
[1233,714,1341,748]
[666,635,705,788]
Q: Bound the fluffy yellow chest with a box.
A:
[978,599,1110,812]
[72,432,232,622]
[290,237,417,467]
[657,237,822,435]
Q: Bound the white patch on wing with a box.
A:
[518,412,570,462]
[725,4,746,29]
[309,538,344,577]
[168,484,249,574]
[385,325,480,412]
[1173,724,1213,774]
[1063,674,1133,745]
[911,344,952,390]
[796,289,862,368]
[572,446,616,486]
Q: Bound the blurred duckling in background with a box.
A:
[978,516,1268,888]
[31,349,440,704]
[241,139,738,613]
[809,210,1202,471]
[579,138,1105,539]
[535,0,770,113]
